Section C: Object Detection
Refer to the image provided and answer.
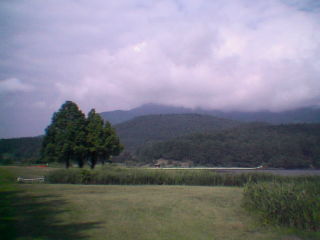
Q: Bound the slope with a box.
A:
[136,123,320,168]
[114,113,242,152]
[0,137,43,164]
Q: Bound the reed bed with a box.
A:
[46,166,320,187]
[243,181,320,231]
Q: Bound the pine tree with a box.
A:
[86,109,123,168]
[41,101,87,168]
[100,121,123,164]
[42,102,123,169]
[86,109,105,169]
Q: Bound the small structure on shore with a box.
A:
[154,163,161,168]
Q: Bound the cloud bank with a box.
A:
[0,0,320,137]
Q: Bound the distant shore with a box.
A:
[148,167,320,176]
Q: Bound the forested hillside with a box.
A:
[114,114,242,151]
[0,137,43,164]
[100,103,320,125]
[136,124,320,168]
[2,115,320,169]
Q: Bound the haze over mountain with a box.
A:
[101,103,320,125]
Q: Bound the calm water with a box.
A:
[215,169,320,176]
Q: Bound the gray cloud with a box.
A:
[0,78,35,93]
[0,0,320,138]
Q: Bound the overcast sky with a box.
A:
[1,0,320,138]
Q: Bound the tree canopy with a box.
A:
[41,101,123,168]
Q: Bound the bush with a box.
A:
[243,181,320,231]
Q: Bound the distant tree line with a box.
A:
[2,109,320,169]
[136,124,320,169]
[41,101,123,168]
[0,137,42,165]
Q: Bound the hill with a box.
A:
[100,103,193,124]
[136,123,320,168]
[207,107,320,124]
[100,103,320,125]
[0,137,43,164]
[114,113,242,151]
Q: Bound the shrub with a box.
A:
[243,181,320,231]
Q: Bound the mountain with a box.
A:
[136,123,320,168]
[206,107,320,124]
[100,103,193,124]
[100,103,320,125]
[114,113,242,152]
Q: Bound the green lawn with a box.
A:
[0,167,318,240]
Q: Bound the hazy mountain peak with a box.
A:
[100,103,320,125]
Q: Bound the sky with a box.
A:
[1,0,320,138]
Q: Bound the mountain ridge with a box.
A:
[100,103,320,125]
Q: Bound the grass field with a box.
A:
[1,166,319,240]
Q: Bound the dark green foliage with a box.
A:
[243,181,320,231]
[101,121,123,163]
[0,137,43,164]
[41,101,87,168]
[114,113,241,151]
[86,109,123,169]
[137,123,320,168]
[86,109,105,169]
[41,102,123,168]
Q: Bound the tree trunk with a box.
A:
[78,160,84,168]
[65,159,70,168]
[90,153,97,169]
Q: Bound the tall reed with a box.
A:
[243,181,320,231]
[46,166,320,187]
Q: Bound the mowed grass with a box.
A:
[1,167,317,240]
[16,184,282,240]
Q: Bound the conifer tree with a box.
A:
[86,109,105,169]
[86,109,123,168]
[41,101,87,168]
[100,121,123,164]
[42,102,123,169]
